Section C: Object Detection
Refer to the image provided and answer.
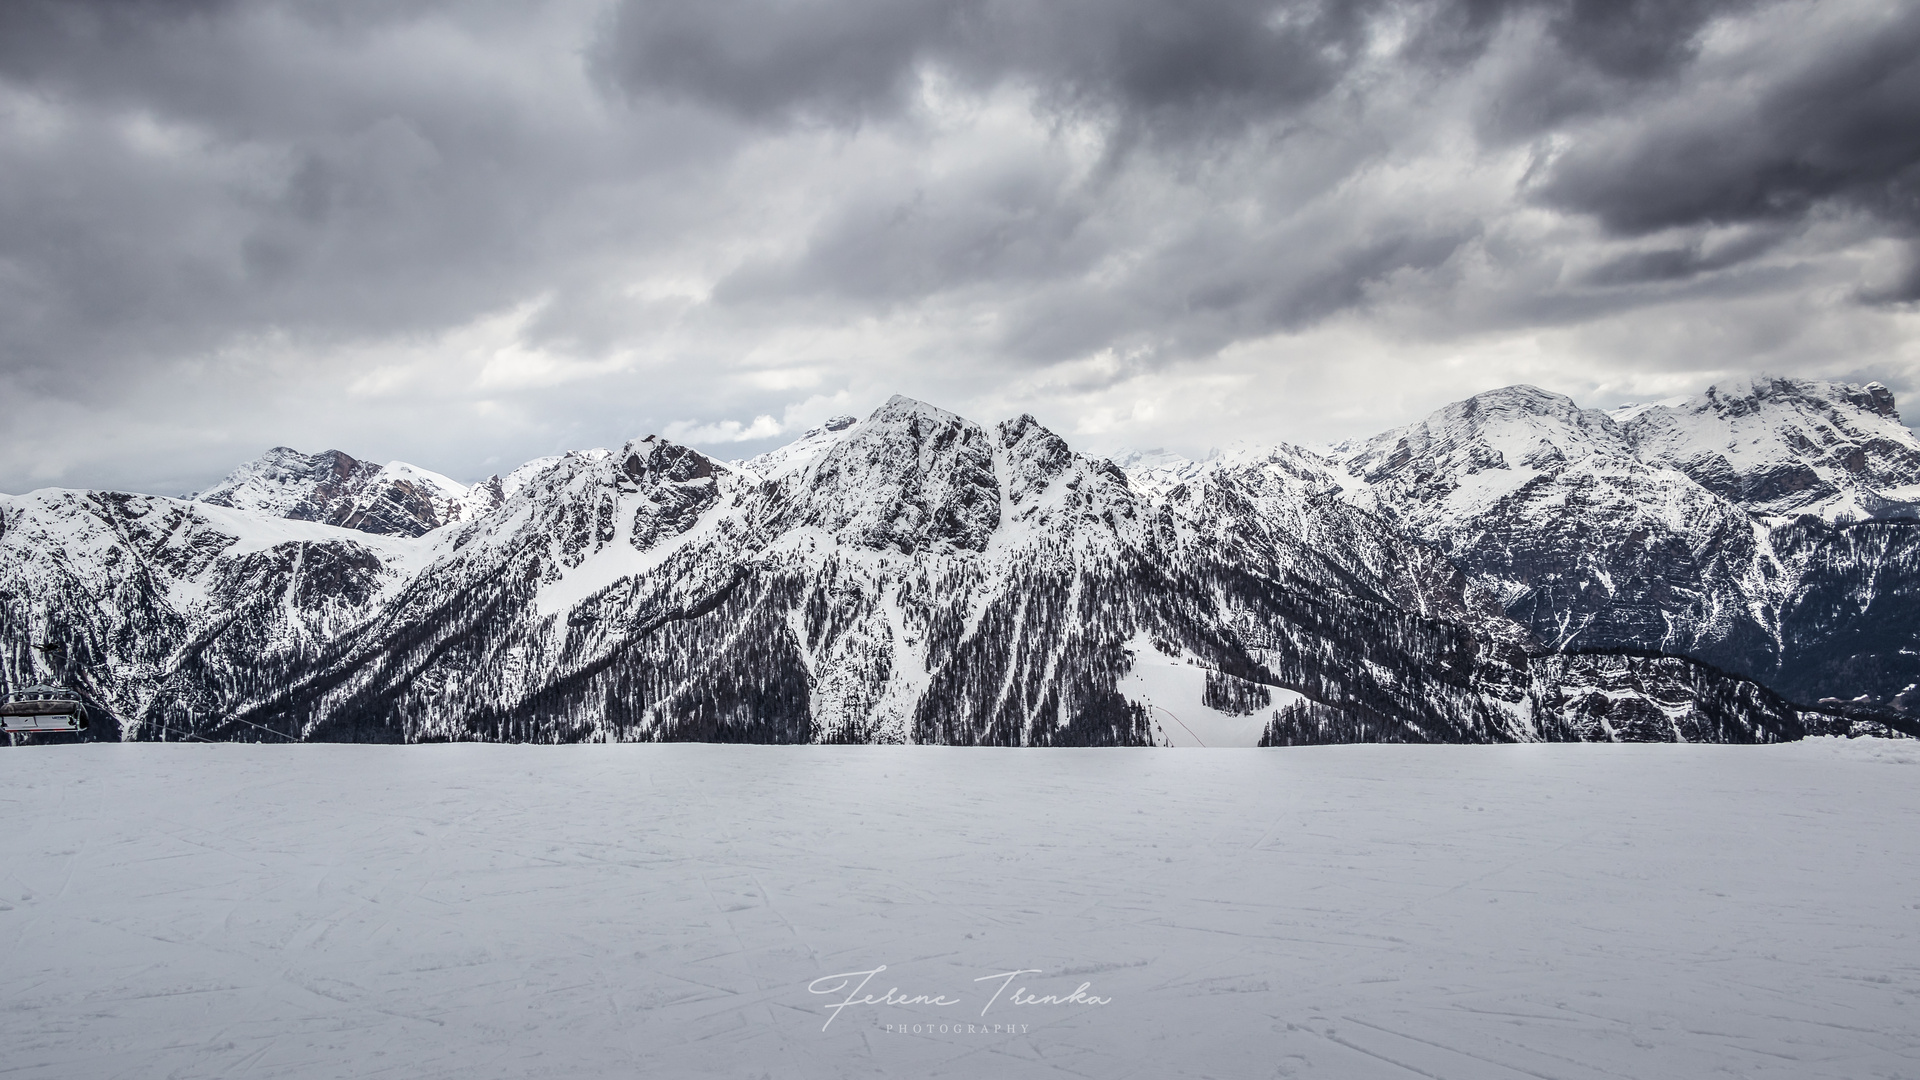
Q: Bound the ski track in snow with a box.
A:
[3,741,1919,1079]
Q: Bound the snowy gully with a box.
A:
[805,966,1112,1031]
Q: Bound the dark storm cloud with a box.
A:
[1577,224,1793,287]
[703,146,1489,365]
[0,0,1804,387]
[955,209,1482,365]
[0,0,717,390]
[0,0,773,494]
[597,0,1776,353]
[1466,0,1757,142]
[595,0,1753,132]
[595,0,1380,132]
[0,0,236,77]
[1530,0,1750,79]
[714,166,1100,305]
[1532,3,1920,297]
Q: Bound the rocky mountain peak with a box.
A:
[194,447,379,513]
[620,435,718,486]
[763,395,1001,554]
[458,475,506,521]
[1338,385,1636,529]
[995,413,1074,505]
[1696,374,1896,420]
[874,394,960,420]
[607,437,727,550]
[1859,382,1899,419]
[986,413,1146,549]
[193,446,473,538]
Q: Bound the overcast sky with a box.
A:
[2,0,1916,494]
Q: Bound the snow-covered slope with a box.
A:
[10,742,1920,1079]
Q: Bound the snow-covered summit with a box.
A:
[1620,375,1920,520]
[1606,396,1690,424]
[193,447,379,516]
[1112,448,1211,499]
[1337,384,1640,527]
[734,415,858,481]
[193,447,476,537]
[418,433,746,622]
[1321,384,1761,659]
[759,395,1003,555]
[1345,385,1633,468]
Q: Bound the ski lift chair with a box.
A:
[3,684,89,741]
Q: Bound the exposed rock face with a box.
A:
[3,380,1915,747]
[1522,652,1808,744]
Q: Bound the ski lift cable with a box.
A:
[32,661,280,744]
[103,695,293,744]
[19,637,295,745]
[42,688,215,744]
[220,713,300,743]
[137,716,218,744]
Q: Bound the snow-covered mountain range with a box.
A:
[4,376,1916,746]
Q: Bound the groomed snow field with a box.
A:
[4,741,1918,1079]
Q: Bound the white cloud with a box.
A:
[662,414,785,444]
